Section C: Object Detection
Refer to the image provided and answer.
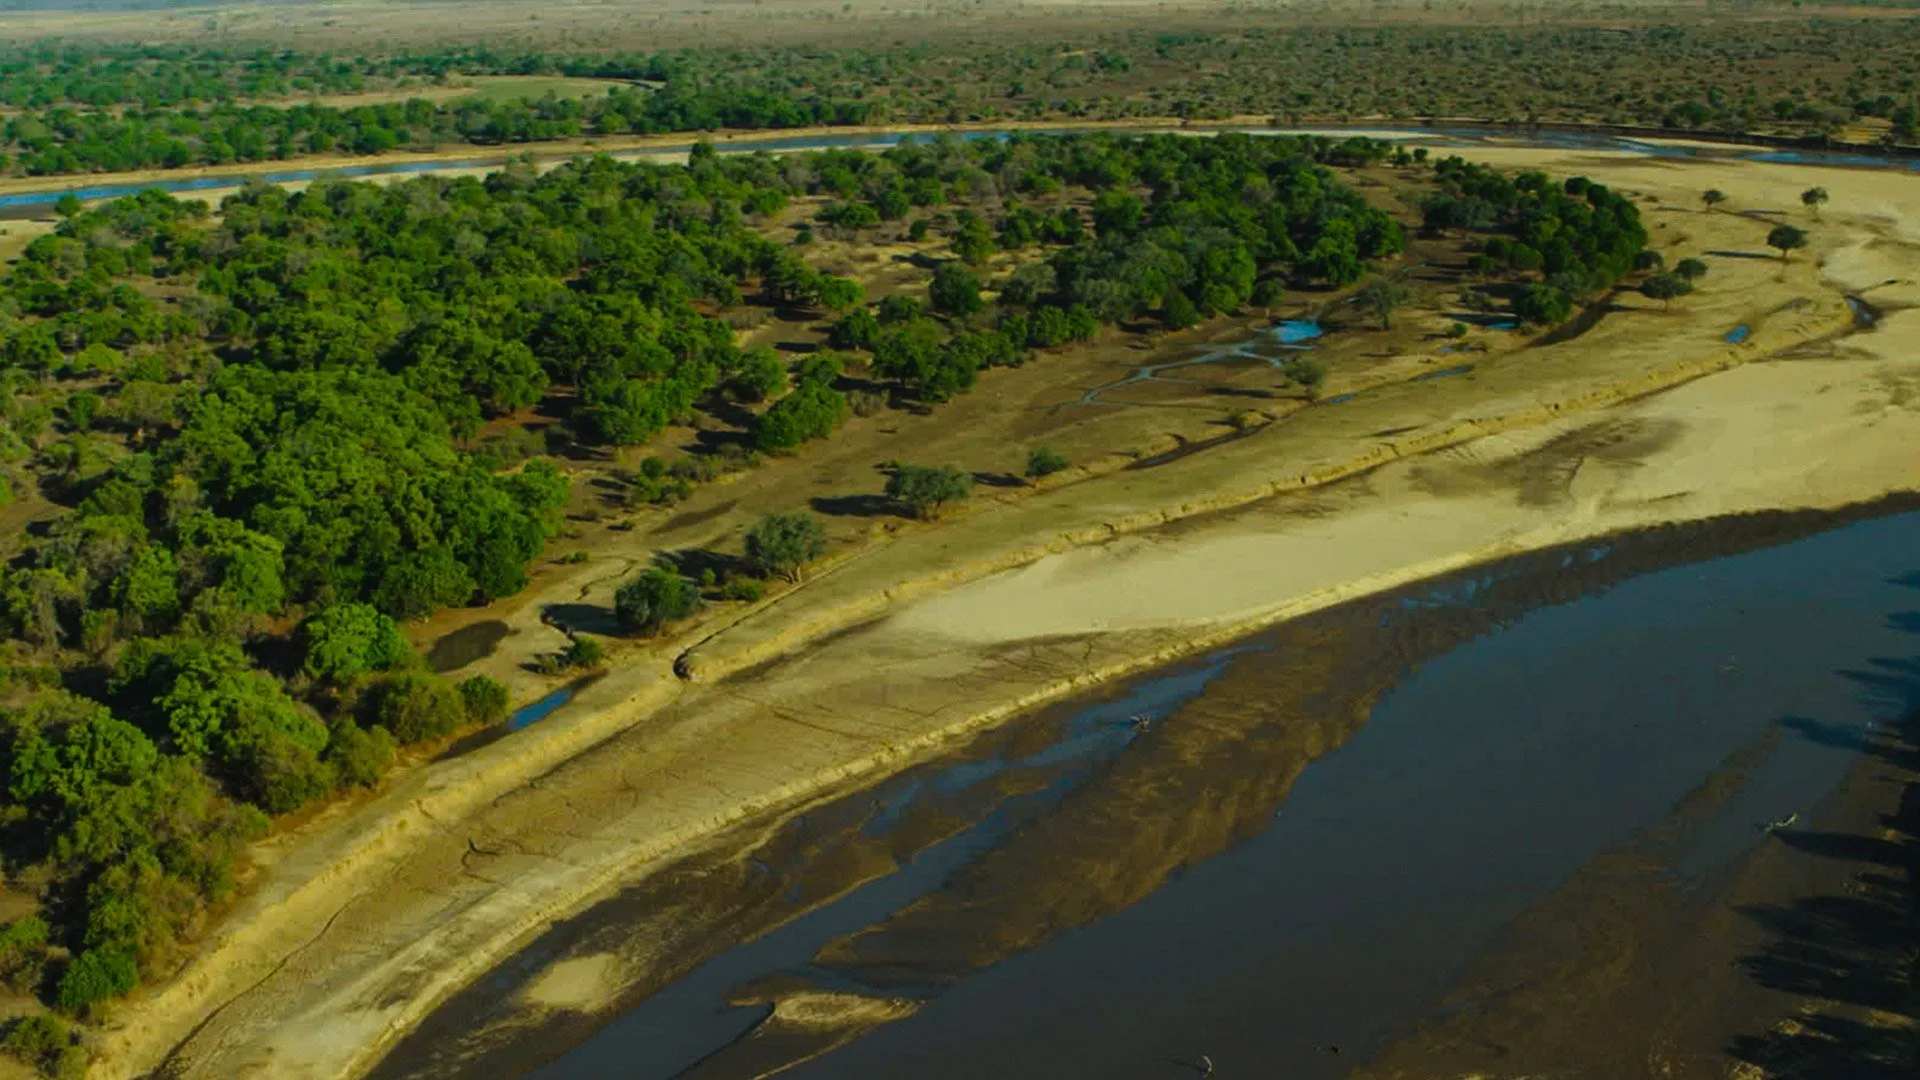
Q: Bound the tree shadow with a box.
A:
[1726,655,1920,1076]
[1706,249,1780,261]
[537,602,619,637]
[971,471,1024,489]
[811,493,903,519]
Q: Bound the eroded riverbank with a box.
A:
[99,135,1920,1080]
[378,503,1920,1079]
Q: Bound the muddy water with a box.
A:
[370,501,1920,1080]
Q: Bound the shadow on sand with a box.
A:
[1726,608,1920,1078]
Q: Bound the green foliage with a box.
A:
[562,636,605,669]
[456,675,510,725]
[886,464,973,519]
[55,949,136,1015]
[753,382,850,452]
[614,569,703,634]
[1639,273,1692,308]
[1025,446,1069,479]
[1160,291,1199,330]
[1767,224,1808,259]
[0,917,50,994]
[1355,279,1413,330]
[301,604,412,686]
[1673,257,1709,281]
[929,263,984,316]
[1514,284,1574,325]
[4,1013,71,1073]
[322,722,395,788]
[744,512,827,582]
[1702,189,1727,210]
[732,346,788,403]
[363,672,465,744]
[1800,186,1828,215]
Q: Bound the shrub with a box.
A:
[0,917,50,994]
[563,636,605,669]
[1025,446,1069,479]
[4,1013,70,1074]
[721,579,764,602]
[324,721,396,788]
[456,675,510,725]
[301,604,413,685]
[614,569,703,634]
[56,948,137,1014]
[744,512,828,582]
[364,672,465,744]
[1674,257,1709,281]
[886,464,973,519]
[753,382,849,453]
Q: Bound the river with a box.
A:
[371,502,1920,1080]
[4,122,1919,219]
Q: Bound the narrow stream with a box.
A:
[372,502,1920,1080]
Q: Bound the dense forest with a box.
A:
[0,18,1917,178]
[0,124,1638,1051]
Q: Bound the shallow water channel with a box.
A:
[6,122,1920,220]
[373,502,1920,1080]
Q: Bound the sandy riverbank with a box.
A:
[94,145,1920,1079]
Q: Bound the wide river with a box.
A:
[4,122,1919,219]
[373,502,1920,1079]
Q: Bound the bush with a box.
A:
[239,738,335,814]
[56,948,137,1014]
[323,721,396,788]
[721,579,764,602]
[886,464,973,519]
[1674,257,1709,281]
[456,675,510,725]
[1025,446,1069,479]
[4,1013,70,1074]
[744,512,828,582]
[563,636,605,669]
[614,569,703,634]
[0,917,49,994]
[928,263,984,316]
[364,672,465,744]
[753,382,849,453]
[302,604,413,685]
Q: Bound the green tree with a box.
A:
[614,568,703,634]
[1355,279,1413,330]
[456,675,510,725]
[744,512,827,582]
[1702,189,1727,212]
[886,464,973,519]
[1025,446,1069,480]
[929,263,984,316]
[1673,257,1709,281]
[1800,186,1829,218]
[1639,273,1692,309]
[301,604,412,685]
[753,382,849,452]
[363,672,464,744]
[1766,223,1808,260]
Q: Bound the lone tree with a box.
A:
[1766,223,1809,261]
[1355,278,1413,330]
[1025,446,1069,480]
[1639,273,1693,310]
[1673,257,1710,282]
[886,464,973,519]
[1800,186,1829,218]
[614,568,703,634]
[744,512,827,582]
[1702,189,1728,212]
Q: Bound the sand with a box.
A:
[92,145,1920,1080]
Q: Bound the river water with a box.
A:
[5,122,1919,219]
[371,502,1920,1080]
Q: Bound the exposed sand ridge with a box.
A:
[86,144,1920,1080]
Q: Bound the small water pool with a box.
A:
[1725,324,1752,345]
